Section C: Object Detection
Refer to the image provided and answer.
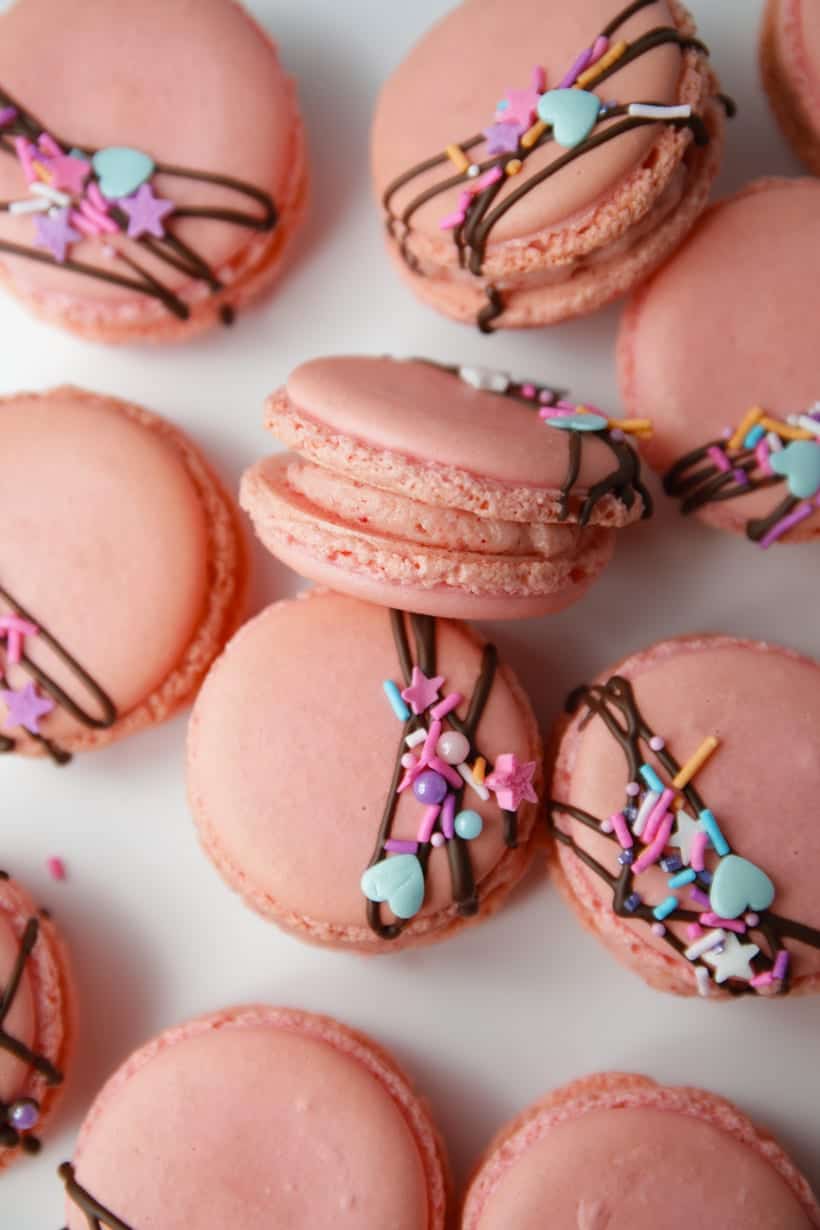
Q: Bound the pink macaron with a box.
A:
[462,1073,820,1229]
[550,634,820,999]
[618,178,820,547]
[372,0,728,332]
[60,1005,448,1229]
[0,0,307,343]
[1,869,73,1171]
[0,386,245,763]
[188,589,542,951]
[761,0,820,175]
[240,356,652,620]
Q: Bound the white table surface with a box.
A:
[3,0,819,1224]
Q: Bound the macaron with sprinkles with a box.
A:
[462,1073,820,1229]
[0,870,74,1172]
[240,355,653,621]
[761,0,820,176]
[59,1005,448,1229]
[549,634,820,998]
[372,0,729,332]
[618,178,820,547]
[0,387,245,763]
[0,0,307,342]
[187,590,542,951]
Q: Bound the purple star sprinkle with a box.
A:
[33,208,81,263]
[1,682,55,734]
[482,122,525,155]
[118,182,175,239]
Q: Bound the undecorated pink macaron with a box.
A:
[761,0,820,175]
[188,589,542,951]
[60,1005,448,1229]
[372,0,728,332]
[549,634,820,999]
[462,1073,820,1229]
[0,0,307,343]
[0,386,245,763]
[240,356,653,620]
[0,869,73,1171]
[619,178,820,547]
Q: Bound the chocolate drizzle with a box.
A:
[0,901,63,1155]
[382,0,725,332]
[549,676,820,995]
[0,581,117,765]
[0,85,277,324]
[365,610,518,940]
[664,439,801,543]
[424,361,653,524]
[60,1163,134,1230]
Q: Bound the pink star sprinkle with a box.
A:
[482,122,525,155]
[118,182,175,239]
[496,85,541,127]
[1,682,55,734]
[34,207,81,262]
[45,153,91,195]
[485,753,538,811]
[401,667,445,715]
[0,615,38,667]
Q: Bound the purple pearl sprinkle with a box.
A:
[9,1100,39,1132]
[649,736,665,752]
[745,912,760,927]
[539,390,553,404]
[651,922,666,937]
[721,425,733,439]
[431,832,445,848]
[626,781,640,797]
[610,428,625,442]
[413,770,448,805]
[601,819,614,834]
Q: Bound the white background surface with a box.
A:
[3,0,819,1224]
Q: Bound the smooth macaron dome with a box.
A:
[0,871,73,1171]
[240,356,653,620]
[0,0,307,342]
[549,635,820,998]
[372,0,727,332]
[0,387,244,762]
[60,1006,448,1229]
[619,178,820,547]
[462,1073,820,1230]
[761,0,820,176]
[188,590,542,951]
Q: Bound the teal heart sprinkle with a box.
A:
[709,854,775,920]
[92,146,155,201]
[360,853,425,920]
[546,412,609,432]
[770,440,820,500]
[537,88,601,149]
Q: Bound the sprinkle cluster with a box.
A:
[0,107,174,265]
[363,668,536,920]
[438,33,693,230]
[0,616,54,737]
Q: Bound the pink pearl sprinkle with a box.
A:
[521,384,536,398]
[625,781,640,797]
[600,819,614,834]
[651,923,666,937]
[400,752,416,769]
[649,736,665,752]
[745,913,759,927]
[431,833,445,848]
[47,857,66,882]
[686,923,703,940]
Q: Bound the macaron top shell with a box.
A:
[0,911,35,1105]
[0,0,295,316]
[619,178,820,541]
[463,1075,820,1230]
[65,1007,446,1230]
[0,387,238,758]
[188,590,541,948]
[551,636,820,995]
[374,0,691,245]
[270,356,650,527]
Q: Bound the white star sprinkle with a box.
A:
[668,808,704,865]
[702,933,760,984]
